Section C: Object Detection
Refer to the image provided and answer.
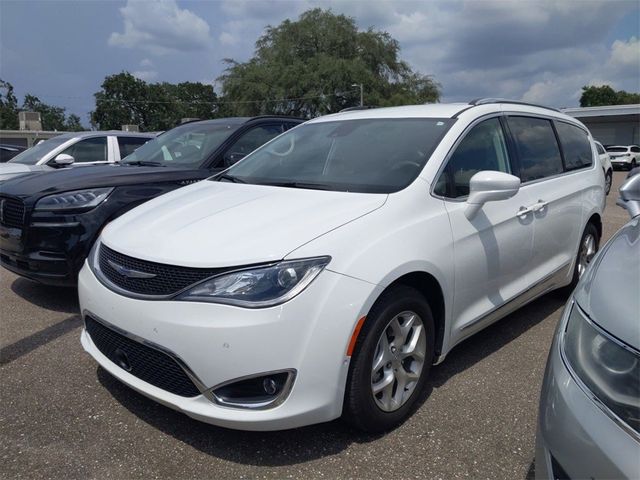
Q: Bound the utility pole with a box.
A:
[351,83,363,107]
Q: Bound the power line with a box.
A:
[24,91,351,106]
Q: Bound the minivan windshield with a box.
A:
[217,118,454,193]
[122,121,243,168]
[9,136,70,165]
[606,147,628,153]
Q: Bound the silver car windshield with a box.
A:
[8,136,70,165]
[218,118,454,193]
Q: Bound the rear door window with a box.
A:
[555,122,592,171]
[506,117,563,183]
[434,117,512,198]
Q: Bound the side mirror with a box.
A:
[52,153,75,167]
[617,171,640,218]
[465,170,520,219]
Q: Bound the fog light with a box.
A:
[209,370,296,410]
[263,377,277,395]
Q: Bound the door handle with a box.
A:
[516,206,533,218]
[531,200,548,212]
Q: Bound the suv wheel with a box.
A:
[604,170,612,195]
[560,223,599,296]
[343,285,435,432]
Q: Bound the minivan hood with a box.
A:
[0,164,51,183]
[102,180,386,267]
[574,217,640,350]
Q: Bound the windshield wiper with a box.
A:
[259,181,338,191]
[123,160,164,167]
[216,173,247,183]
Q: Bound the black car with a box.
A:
[0,144,27,162]
[0,116,303,286]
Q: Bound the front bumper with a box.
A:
[535,302,639,479]
[0,214,96,286]
[78,262,380,431]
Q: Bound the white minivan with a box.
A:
[79,100,605,432]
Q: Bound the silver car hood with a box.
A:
[574,217,640,350]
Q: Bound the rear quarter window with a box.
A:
[555,122,592,171]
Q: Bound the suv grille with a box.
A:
[85,316,201,397]
[0,196,25,229]
[98,244,224,296]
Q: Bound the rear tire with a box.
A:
[557,222,599,296]
[343,285,435,433]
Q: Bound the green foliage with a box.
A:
[0,79,86,131]
[218,9,440,117]
[0,79,19,129]
[91,72,218,131]
[580,85,640,107]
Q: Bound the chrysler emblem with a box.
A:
[107,259,157,279]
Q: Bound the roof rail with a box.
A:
[469,98,561,113]
[339,106,376,113]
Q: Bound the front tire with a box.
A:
[604,170,612,195]
[343,285,435,432]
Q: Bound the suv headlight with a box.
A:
[562,303,640,434]
[176,257,331,308]
[35,187,114,212]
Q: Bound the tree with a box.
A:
[217,9,440,117]
[91,72,218,131]
[0,79,19,129]
[580,85,640,107]
[23,94,68,131]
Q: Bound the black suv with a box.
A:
[0,116,303,286]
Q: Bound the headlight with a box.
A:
[176,257,331,308]
[563,303,640,434]
[35,187,114,212]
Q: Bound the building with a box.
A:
[0,130,63,148]
[562,104,640,146]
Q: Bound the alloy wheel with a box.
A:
[605,173,612,194]
[370,311,427,412]
[577,233,596,278]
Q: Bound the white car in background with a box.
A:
[79,100,605,432]
[0,131,154,184]
[606,145,640,171]
[594,140,613,195]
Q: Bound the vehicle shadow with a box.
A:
[10,277,79,314]
[96,291,566,467]
[428,293,565,389]
[0,314,82,365]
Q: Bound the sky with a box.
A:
[1,0,638,125]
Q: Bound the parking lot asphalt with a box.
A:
[0,172,631,480]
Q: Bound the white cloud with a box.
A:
[140,58,154,68]
[132,70,158,81]
[608,36,640,73]
[109,0,212,55]
[219,32,238,46]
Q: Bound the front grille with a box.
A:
[98,244,224,296]
[85,316,201,397]
[0,196,25,229]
